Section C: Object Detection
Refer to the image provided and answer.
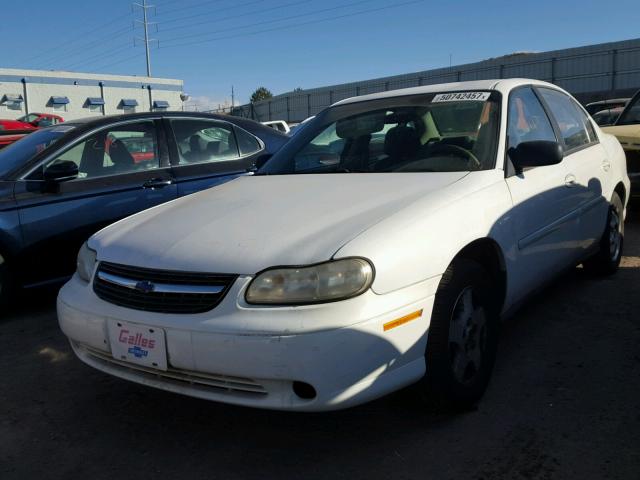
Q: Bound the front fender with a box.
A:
[334,171,514,295]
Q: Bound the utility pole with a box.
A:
[133,0,156,77]
[231,85,235,112]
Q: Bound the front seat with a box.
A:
[383,124,421,167]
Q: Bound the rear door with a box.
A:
[164,118,264,197]
[14,119,177,286]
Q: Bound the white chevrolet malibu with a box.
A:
[58,79,630,411]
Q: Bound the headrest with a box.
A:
[336,111,385,138]
[384,125,421,160]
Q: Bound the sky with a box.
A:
[2,0,640,110]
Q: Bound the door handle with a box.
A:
[142,178,173,189]
[564,174,577,187]
[601,160,611,172]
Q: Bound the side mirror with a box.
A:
[254,153,272,171]
[44,160,79,182]
[509,140,563,173]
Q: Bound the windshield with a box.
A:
[16,114,40,123]
[0,126,72,178]
[261,91,500,174]
[616,94,640,126]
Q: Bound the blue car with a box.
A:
[0,112,288,303]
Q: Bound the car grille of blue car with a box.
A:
[93,261,237,314]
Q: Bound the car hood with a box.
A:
[92,172,468,274]
[602,124,640,143]
[0,119,30,130]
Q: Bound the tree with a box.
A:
[250,87,273,104]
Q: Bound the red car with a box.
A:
[0,113,65,150]
[0,113,64,132]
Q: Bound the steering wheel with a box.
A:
[426,143,481,169]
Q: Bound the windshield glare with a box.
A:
[0,127,70,178]
[263,92,500,174]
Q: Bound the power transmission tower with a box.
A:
[133,0,157,77]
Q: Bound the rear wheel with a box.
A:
[421,258,499,410]
[583,192,624,275]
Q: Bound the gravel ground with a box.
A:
[1,213,639,480]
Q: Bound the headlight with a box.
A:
[76,241,97,283]
[245,258,374,305]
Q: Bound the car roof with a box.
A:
[332,78,560,106]
[58,111,283,136]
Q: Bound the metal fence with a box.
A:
[222,38,640,123]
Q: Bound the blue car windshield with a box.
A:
[0,126,73,178]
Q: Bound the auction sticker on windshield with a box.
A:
[108,320,168,370]
[432,92,491,102]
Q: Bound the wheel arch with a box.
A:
[450,237,507,314]
[613,181,626,205]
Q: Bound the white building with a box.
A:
[0,68,184,121]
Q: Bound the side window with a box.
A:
[507,87,557,151]
[41,121,159,180]
[234,126,262,156]
[538,88,594,150]
[170,120,240,165]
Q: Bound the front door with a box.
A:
[504,87,581,302]
[14,119,177,286]
[536,87,611,252]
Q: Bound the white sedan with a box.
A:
[58,79,629,411]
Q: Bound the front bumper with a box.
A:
[58,274,439,411]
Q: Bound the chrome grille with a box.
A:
[93,262,237,314]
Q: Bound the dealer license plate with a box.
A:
[108,320,168,371]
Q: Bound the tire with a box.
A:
[583,192,624,275]
[0,253,13,310]
[421,258,499,410]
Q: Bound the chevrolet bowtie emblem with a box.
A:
[134,280,155,293]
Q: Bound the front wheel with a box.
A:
[421,258,499,410]
[0,255,11,310]
[583,192,624,275]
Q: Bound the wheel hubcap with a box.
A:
[448,287,486,384]
[608,208,622,261]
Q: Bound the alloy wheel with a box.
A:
[609,207,622,262]
[448,287,487,385]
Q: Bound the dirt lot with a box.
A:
[1,215,639,480]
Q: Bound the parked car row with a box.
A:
[601,89,640,202]
[50,79,629,412]
[0,112,288,303]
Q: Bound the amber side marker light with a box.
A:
[383,309,423,332]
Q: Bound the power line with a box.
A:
[24,12,133,64]
[154,0,229,18]
[158,0,308,34]
[160,0,424,49]
[91,52,146,73]
[62,43,133,71]
[160,0,373,45]
[40,25,134,69]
